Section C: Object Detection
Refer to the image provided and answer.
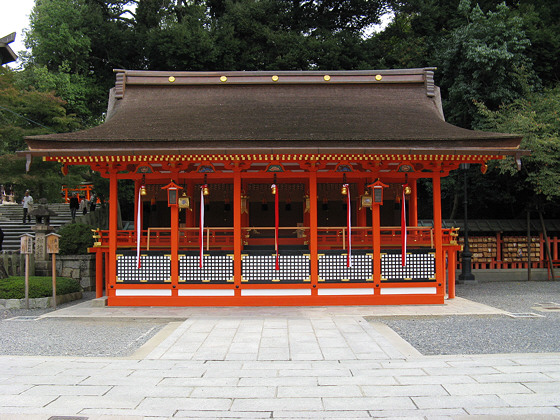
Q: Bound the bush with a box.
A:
[0,276,81,299]
[57,223,95,255]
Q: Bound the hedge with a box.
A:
[0,277,81,299]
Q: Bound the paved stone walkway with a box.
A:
[1,298,560,419]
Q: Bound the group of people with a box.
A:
[19,190,98,224]
[69,192,97,221]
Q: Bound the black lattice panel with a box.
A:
[116,254,171,283]
[242,254,310,283]
[318,253,373,282]
[179,254,234,283]
[381,252,436,282]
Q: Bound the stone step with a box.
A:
[1,203,88,251]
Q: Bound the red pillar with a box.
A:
[372,203,381,285]
[446,247,457,299]
[234,169,242,295]
[170,203,179,295]
[309,168,318,292]
[432,175,444,296]
[108,170,118,297]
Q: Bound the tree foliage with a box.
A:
[0,68,80,153]
[435,1,537,128]
[478,87,560,213]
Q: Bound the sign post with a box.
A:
[19,234,34,310]
[46,233,61,308]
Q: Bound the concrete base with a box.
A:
[91,296,108,307]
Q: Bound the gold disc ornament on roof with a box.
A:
[168,76,175,83]
[375,74,383,81]
[220,75,228,82]
[272,75,279,82]
[323,75,331,81]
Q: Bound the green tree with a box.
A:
[24,0,138,125]
[0,68,80,153]
[0,68,89,203]
[435,1,538,129]
[478,86,560,215]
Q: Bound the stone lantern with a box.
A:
[30,198,58,275]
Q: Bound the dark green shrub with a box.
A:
[57,223,95,255]
[0,276,81,299]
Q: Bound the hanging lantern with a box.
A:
[161,180,183,207]
[178,191,191,210]
[404,185,412,195]
[271,183,277,195]
[367,179,389,205]
[359,190,372,210]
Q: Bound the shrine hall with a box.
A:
[22,68,525,306]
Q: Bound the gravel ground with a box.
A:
[1,281,559,357]
[0,292,167,357]
[377,280,560,355]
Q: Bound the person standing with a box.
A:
[69,193,79,222]
[21,190,33,223]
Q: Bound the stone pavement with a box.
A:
[1,298,560,419]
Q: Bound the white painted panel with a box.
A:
[178,289,235,297]
[115,289,172,297]
[318,288,374,296]
[241,289,311,296]
[380,287,437,295]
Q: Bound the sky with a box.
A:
[0,0,35,66]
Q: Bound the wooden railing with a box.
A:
[92,226,460,251]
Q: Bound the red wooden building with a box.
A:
[23,68,525,306]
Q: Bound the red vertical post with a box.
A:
[447,247,457,299]
[108,170,118,298]
[432,175,444,294]
[309,168,319,293]
[372,203,381,285]
[234,169,242,295]
[170,204,179,295]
